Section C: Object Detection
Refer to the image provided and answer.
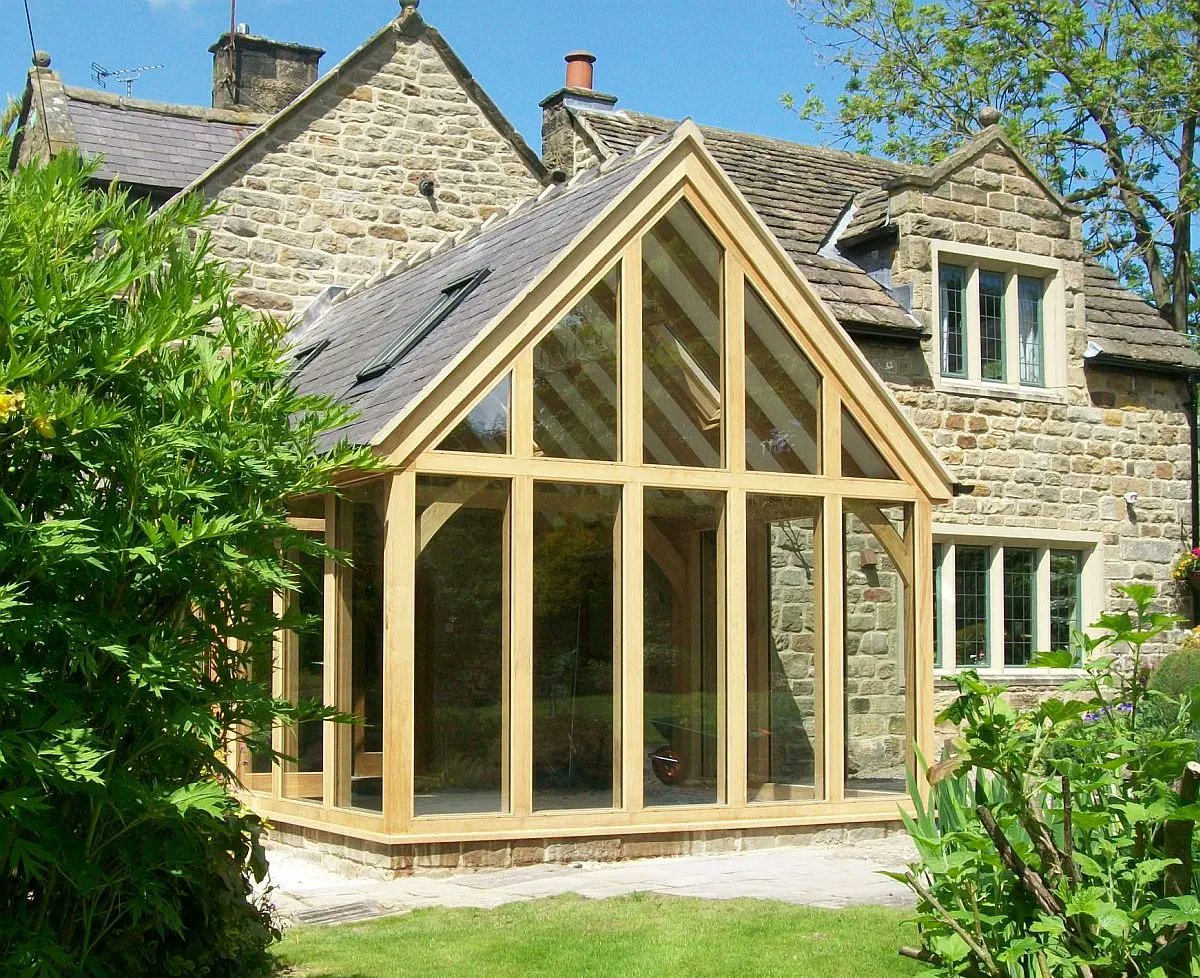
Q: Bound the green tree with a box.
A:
[0,148,371,975]
[788,0,1200,332]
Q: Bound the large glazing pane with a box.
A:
[747,494,821,803]
[281,537,325,803]
[744,284,820,473]
[1018,276,1045,386]
[533,269,620,461]
[436,374,510,454]
[978,269,1006,382]
[939,264,966,376]
[414,476,510,816]
[841,407,897,480]
[955,546,989,667]
[1050,550,1082,654]
[1003,548,1036,667]
[533,482,621,811]
[344,481,386,812]
[843,502,911,796]
[642,200,723,468]
[643,487,724,805]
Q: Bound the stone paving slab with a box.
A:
[266,835,918,927]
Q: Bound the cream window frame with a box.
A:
[931,241,1067,396]
[933,524,1102,678]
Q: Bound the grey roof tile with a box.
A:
[67,96,258,191]
[1083,263,1200,370]
[291,141,667,449]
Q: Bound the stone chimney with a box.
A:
[540,51,618,176]
[209,28,324,114]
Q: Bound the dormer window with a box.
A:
[934,243,1063,392]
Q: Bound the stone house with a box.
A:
[12,2,1198,870]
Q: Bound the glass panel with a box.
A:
[642,200,723,468]
[939,263,966,377]
[955,546,989,667]
[533,268,620,461]
[841,408,898,480]
[843,502,911,796]
[1003,548,1036,667]
[979,270,1006,382]
[414,476,509,816]
[436,374,510,454]
[1019,275,1045,386]
[533,482,621,811]
[345,482,386,812]
[1050,550,1082,654]
[744,284,820,473]
[933,544,943,669]
[644,487,724,806]
[282,537,325,803]
[747,494,821,803]
[241,589,274,793]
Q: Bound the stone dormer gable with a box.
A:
[188,5,547,320]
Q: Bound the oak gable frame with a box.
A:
[250,123,956,846]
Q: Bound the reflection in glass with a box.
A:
[1003,548,1036,667]
[843,502,911,796]
[955,546,989,667]
[436,374,510,454]
[1050,550,1081,654]
[282,537,325,803]
[642,200,723,468]
[415,476,509,815]
[643,488,724,806]
[533,482,620,810]
[344,482,386,811]
[842,408,897,480]
[745,286,820,473]
[242,588,274,793]
[747,494,821,802]
[534,270,620,461]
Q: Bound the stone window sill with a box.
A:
[935,670,1083,688]
[933,378,1068,405]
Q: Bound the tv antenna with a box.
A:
[90,61,163,98]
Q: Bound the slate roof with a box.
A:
[291,139,668,449]
[1083,263,1200,369]
[64,89,261,193]
[580,110,921,335]
[579,109,1199,371]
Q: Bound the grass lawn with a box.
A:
[277,894,923,978]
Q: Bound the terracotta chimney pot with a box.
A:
[564,51,597,91]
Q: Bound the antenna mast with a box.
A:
[90,62,163,97]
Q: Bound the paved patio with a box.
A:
[266,835,918,926]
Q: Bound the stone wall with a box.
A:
[199,21,543,320]
[859,140,1193,625]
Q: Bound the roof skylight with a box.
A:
[356,268,491,383]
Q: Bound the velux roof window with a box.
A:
[289,337,330,379]
[356,268,491,383]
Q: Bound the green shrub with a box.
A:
[0,150,371,975]
[1150,648,1200,701]
[898,584,1200,978]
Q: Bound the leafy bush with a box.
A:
[0,150,371,975]
[897,584,1200,977]
[1150,648,1200,702]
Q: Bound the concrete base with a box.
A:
[265,819,906,879]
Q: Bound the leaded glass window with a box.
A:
[1050,550,1081,654]
[940,264,966,377]
[1018,275,1045,386]
[1003,548,1036,666]
[979,270,1006,382]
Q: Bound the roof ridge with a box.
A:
[586,108,917,174]
[63,85,267,126]
[331,134,676,309]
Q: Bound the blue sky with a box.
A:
[5,0,834,149]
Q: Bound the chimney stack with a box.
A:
[540,50,618,177]
[210,30,325,114]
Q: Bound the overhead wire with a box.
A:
[22,0,54,153]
